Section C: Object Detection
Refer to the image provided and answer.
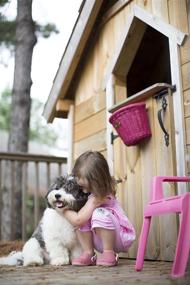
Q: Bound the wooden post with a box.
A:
[169,40,186,194]
[67,104,74,173]
[106,74,116,175]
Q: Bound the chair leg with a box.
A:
[135,216,151,271]
[172,208,190,278]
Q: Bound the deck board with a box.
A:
[0,259,190,285]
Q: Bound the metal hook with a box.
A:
[157,95,169,147]
[111,132,119,144]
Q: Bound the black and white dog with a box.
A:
[0,175,88,266]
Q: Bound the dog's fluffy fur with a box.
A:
[0,175,88,266]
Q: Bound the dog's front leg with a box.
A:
[46,240,70,266]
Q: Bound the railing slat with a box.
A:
[22,162,27,241]
[58,163,62,176]
[47,162,51,189]
[34,162,39,228]
[11,161,15,240]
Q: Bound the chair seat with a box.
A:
[144,193,190,216]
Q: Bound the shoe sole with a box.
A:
[96,262,117,266]
[72,263,96,266]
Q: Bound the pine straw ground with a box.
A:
[0,240,24,256]
[0,241,190,285]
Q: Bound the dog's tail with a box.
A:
[0,251,23,266]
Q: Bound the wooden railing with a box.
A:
[0,152,67,240]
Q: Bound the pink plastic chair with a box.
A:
[135,176,190,278]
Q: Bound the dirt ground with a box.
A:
[1,258,190,285]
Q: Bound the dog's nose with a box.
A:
[55,194,61,199]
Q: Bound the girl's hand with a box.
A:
[62,195,102,227]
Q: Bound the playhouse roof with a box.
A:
[43,0,105,122]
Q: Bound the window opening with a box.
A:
[126,25,171,97]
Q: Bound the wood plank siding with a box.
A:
[73,93,106,159]
[70,0,190,261]
[180,0,190,176]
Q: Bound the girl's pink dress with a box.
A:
[79,194,136,253]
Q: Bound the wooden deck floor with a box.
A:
[0,259,190,285]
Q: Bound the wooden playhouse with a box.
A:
[43,0,190,261]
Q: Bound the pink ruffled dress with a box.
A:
[79,194,136,253]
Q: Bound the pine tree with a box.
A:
[0,0,58,240]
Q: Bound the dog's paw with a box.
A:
[50,256,70,266]
[24,256,44,267]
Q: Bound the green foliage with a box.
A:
[0,0,9,8]
[35,23,59,38]
[0,19,16,47]
[0,0,59,49]
[0,1,15,48]
[0,89,11,130]
[0,89,59,146]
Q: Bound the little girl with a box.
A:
[63,151,135,266]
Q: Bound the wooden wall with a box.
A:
[73,0,190,161]
[72,0,190,259]
[181,0,190,174]
[74,91,106,159]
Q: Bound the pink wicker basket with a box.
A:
[109,102,151,146]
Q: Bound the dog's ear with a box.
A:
[64,175,77,192]
[71,190,89,211]
[67,175,74,181]
[50,175,68,190]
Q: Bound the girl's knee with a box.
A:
[91,208,116,230]
[92,208,111,219]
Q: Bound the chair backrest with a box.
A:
[151,176,190,201]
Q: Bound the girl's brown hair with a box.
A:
[72,151,116,199]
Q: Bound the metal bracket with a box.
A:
[154,85,176,147]
[111,132,119,144]
[157,96,169,146]
[154,85,176,100]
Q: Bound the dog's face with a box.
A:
[46,175,89,212]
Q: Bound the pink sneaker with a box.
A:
[72,252,96,266]
[96,251,118,266]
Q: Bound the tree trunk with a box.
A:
[1,0,37,240]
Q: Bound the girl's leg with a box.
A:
[91,208,122,266]
[76,230,94,255]
[94,227,118,266]
[72,230,96,266]
[94,228,115,251]
[91,208,125,253]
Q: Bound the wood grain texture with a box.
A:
[74,109,106,142]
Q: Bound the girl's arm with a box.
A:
[63,196,102,227]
